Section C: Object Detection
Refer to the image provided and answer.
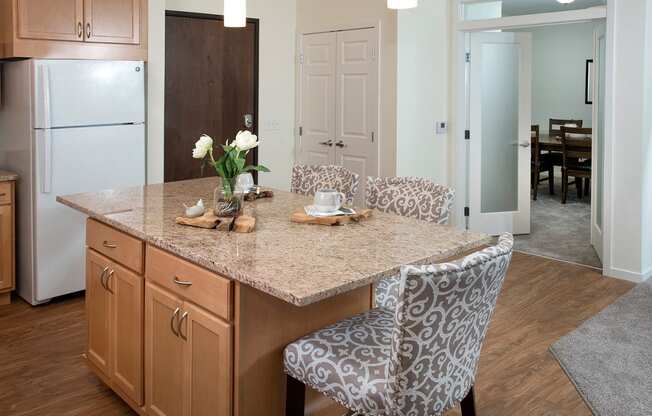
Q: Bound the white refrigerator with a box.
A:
[0,59,146,305]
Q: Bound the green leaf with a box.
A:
[243,164,271,173]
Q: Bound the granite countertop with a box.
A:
[0,171,19,182]
[58,178,491,306]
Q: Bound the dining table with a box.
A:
[537,133,564,152]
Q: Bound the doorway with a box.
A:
[458,6,606,268]
[296,27,380,206]
[164,11,259,183]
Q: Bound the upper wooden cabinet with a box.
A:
[0,0,147,60]
[84,0,140,44]
[17,0,84,42]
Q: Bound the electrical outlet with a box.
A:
[436,121,448,135]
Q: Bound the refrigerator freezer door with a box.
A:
[33,124,145,302]
[33,60,145,129]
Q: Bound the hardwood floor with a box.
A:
[0,253,634,416]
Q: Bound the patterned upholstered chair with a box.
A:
[367,176,456,310]
[366,176,455,225]
[284,234,514,416]
[291,165,360,205]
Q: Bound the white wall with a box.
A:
[296,0,397,178]
[147,0,297,189]
[524,23,595,133]
[641,0,652,276]
[605,0,651,281]
[396,0,450,183]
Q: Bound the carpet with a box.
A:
[550,279,652,416]
[515,171,602,268]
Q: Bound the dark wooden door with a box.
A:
[165,12,258,182]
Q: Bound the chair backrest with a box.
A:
[365,176,455,225]
[531,125,540,165]
[290,164,360,204]
[387,233,514,415]
[560,126,592,168]
[549,118,583,137]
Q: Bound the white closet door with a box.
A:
[334,28,379,207]
[298,32,337,166]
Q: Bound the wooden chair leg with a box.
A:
[532,167,539,201]
[548,166,555,195]
[577,177,583,199]
[286,376,306,416]
[562,171,568,204]
[585,177,591,196]
[460,386,477,416]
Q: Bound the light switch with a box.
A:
[436,121,448,135]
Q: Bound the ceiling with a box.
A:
[500,0,606,16]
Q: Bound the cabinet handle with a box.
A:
[86,23,91,39]
[100,266,109,290]
[178,311,189,341]
[0,193,6,197]
[173,276,193,287]
[170,307,180,337]
[77,22,83,38]
[105,270,114,294]
[102,241,118,249]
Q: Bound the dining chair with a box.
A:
[549,118,583,138]
[290,164,360,205]
[365,176,455,225]
[283,233,514,416]
[531,124,557,200]
[366,176,456,310]
[560,126,592,204]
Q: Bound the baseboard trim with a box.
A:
[603,266,652,283]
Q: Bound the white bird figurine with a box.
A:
[183,199,206,218]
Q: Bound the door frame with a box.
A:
[164,10,260,175]
[294,20,382,176]
[451,2,613,273]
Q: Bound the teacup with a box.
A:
[314,189,346,213]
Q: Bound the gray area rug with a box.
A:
[550,279,652,416]
[515,170,602,268]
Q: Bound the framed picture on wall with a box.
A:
[585,59,594,105]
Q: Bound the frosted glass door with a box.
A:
[469,32,532,235]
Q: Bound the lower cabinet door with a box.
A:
[0,205,13,291]
[86,249,113,377]
[145,282,185,416]
[182,302,233,416]
[110,262,144,405]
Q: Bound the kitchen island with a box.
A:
[58,177,490,416]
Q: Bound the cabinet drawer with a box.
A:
[146,246,232,321]
[87,219,144,273]
[0,183,13,205]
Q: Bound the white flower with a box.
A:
[233,130,259,152]
[192,134,213,159]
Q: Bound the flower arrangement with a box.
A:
[193,130,270,216]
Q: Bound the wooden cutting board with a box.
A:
[176,212,256,233]
[290,209,373,226]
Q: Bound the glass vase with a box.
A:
[214,177,244,218]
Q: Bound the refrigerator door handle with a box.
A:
[40,65,53,194]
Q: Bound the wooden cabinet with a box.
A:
[16,0,84,42]
[0,0,147,60]
[84,0,140,44]
[86,247,144,406]
[0,179,16,305]
[146,283,233,416]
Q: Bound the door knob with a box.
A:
[244,114,254,129]
[319,140,334,147]
[513,141,530,148]
[335,140,346,148]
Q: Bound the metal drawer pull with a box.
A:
[103,241,118,249]
[171,307,180,336]
[173,276,193,286]
[100,266,109,290]
[105,270,115,294]
[178,311,189,341]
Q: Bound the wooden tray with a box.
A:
[176,212,256,233]
[291,209,372,226]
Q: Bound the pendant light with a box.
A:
[224,0,246,28]
[387,0,418,9]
